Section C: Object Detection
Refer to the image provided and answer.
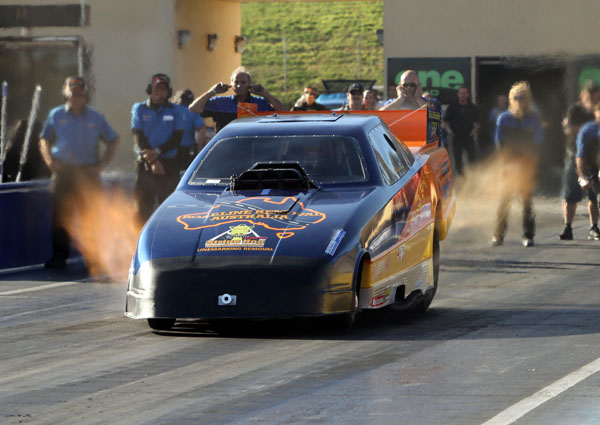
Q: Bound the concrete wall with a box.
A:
[383,0,600,59]
[383,0,600,99]
[175,0,242,91]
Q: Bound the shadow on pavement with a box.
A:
[150,304,600,342]
[0,258,91,282]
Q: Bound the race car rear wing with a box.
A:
[251,106,441,149]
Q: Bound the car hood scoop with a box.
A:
[231,161,319,191]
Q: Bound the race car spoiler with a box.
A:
[250,105,442,149]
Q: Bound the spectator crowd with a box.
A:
[2,64,600,268]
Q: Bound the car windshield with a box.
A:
[189,135,368,185]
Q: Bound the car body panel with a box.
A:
[126,109,454,323]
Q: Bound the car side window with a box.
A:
[381,122,415,166]
[368,125,407,185]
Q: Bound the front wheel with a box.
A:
[327,311,356,330]
[326,286,358,330]
[147,318,176,330]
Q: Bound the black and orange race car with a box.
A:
[125,106,454,330]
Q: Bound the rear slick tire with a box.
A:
[415,229,439,314]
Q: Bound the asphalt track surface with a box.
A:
[1,196,600,425]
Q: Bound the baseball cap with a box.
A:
[68,77,86,90]
[151,74,170,86]
[347,83,364,94]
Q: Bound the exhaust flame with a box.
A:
[63,183,143,281]
[452,149,538,233]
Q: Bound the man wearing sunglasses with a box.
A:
[292,86,327,111]
[341,83,366,111]
[380,70,427,111]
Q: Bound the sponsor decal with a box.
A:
[371,256,389,279]
[178,196,326,240]
[388,57,471,104]
[415,277,426,290]
[397,245,405,261]
[206,179,221,184]
[163,115,174,121]
[440,160,450,177]
[579,67,600,89]
[238,102,258,118]
[198,224,274,253]
[205,224,266,248]
[371,294,385,307]
[371,287,391,307]
[325,229,346,256]
[443,180,451,198]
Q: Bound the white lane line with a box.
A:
[0,281,82,296]
[482,356,600,425]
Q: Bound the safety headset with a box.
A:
[146,73,173,97]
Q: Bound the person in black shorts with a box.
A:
[558,81,600,240]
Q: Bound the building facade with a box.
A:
[0,0,243,169]
[383,0,600,158]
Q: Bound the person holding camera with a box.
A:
[189,66,285,133]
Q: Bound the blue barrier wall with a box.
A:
[0,173,137,270]
[0,179,53,269]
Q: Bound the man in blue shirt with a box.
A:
[558,82,600,240]
[491,81,543,248]
[40,76,119,269]
[173,89,206,172]
[574,102,600,240]
[189,66,285,132]
[131,73,184,223]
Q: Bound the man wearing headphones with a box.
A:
[131,73,184,223]
[40,76,119,269]
[189,66,285,132]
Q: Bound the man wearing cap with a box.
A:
[131,73,184,223]
[380,70,427,111]
[39,76,119,269]
[559,81,600,240]
[292,86,327,111]
[189,66,285,133]
[173,89,206,173]
[340,83,366,111]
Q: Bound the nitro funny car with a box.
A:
[125,108,454,330]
